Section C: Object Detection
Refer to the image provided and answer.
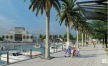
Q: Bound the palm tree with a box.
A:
[57,0,83,47]
[27,0,61,59]
[76,21,86,47]
[39,34,44,42]
[80,24,85,47]
[70,9,87,47]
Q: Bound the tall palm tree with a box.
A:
[57,0,83,47]
[27,0,61,59]
[71,8,87,47]
[80,21,86,47]
[76,20,87,47]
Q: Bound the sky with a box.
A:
[0,0,80,37]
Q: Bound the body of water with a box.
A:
[0,43,62,65]
[0,43,45,65]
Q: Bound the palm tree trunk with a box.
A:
[88,36,90,43]
[87,34,88,43]
[86,34,88,46]
[105,33,107,48]
[82,32,84,47]
[103,38,105,48]
[76,30,79,48]
[85,33,86,47]
[45,11,50,59]
[66,25,70,46]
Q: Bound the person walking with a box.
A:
[64,46,71,57]
[92,41,96,48]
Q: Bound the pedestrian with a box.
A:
[86,42,88,47]
[64,46,71,57]
[70,47,74,57]
[76,47,80,56]
[92,41,96,48]
[73,47,76,56]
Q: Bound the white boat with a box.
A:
[33,44,41,48]
[33,43,41,48]
[1,50,30,63]
[50,46,62,53]
[22,51,42,56]
[50,46,57,53]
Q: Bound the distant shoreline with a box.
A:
[0,42,35,46]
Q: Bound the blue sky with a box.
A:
[0,0,79,37]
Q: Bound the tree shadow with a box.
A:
[76,54,97,58]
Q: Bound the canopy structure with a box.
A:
[76,0,107,48]
[77,0,107,21]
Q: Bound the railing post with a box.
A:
[54,44,55,53]
[30,49,32,59]
[7,52,9,64]
[62,44,63,51]
[56,46,57,52]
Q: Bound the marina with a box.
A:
[0,42,64,65]
[0,43,43,65]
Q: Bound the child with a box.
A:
[76,47,80,56]
[70,47,74,57]
[73,47,76,56]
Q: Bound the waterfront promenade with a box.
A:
[5,44,108,66]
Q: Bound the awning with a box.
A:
[77,0,107,21]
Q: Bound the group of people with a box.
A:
[64,46,80,57]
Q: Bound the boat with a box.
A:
[0,46,6,50]
[50,46,57,53]
[50,46,63,53]
[1,50,30,63]
[0,45,16,51]
[22,51,42,56]
[33,44,41,48]
[33,43,41,48]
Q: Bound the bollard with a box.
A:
[7,52,9,64]
[62,44,63,51]
[43,47,45,56]
[56,46,57,52]
[30,49,32,58]
[53,48,55,53]
[54,44,55,53]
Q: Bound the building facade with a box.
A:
[3,27,33,42]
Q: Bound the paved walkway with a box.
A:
[4,44,108,66]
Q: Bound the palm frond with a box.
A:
[53,1,61,15]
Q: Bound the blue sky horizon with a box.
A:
[0,0,86,37]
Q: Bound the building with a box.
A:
[3,27,33,42]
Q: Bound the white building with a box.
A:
[3,27,33,42]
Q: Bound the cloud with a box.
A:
[0,0,22,22]
[0,16,20,35]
